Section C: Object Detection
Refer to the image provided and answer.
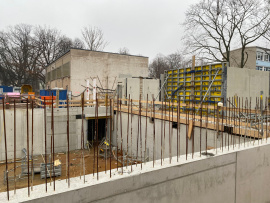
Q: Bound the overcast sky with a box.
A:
[0,0,199,62]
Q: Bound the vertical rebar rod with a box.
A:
[200,103,202,156]
[44,98,47,192]
[192,100,194,158]
[139,95,142,170]
[67,96,70,187]
[93,95,96,177]
[153,97,155,167]
[177,99,179,161]
[81,93,85,183]
[221,99,224,152]
[31,100,34,191]
[127,95,130,168]
[226,98,229,151]
[120,99,123,174]
[169,100,171,163]
[110,99,112,177]
[27,98,30,197]
[161,99,163,165]
[170,100,173,163]
[242,97,247,147]
[14,99,16,194]
[136,98,139,167]
[164,100,166,161]
[206,102,208,155]
[3,99,9,200]
[105,95,108,172]
[178,99,181,160]
[145,94,148,165]
[238,97,241,147]
[116,96,119,170]
[249,97,252,144]
[228,97,231,149]
[96,97,99,180]
[266,97,268,142]
[130,99,133,172]
[214,101,217,154]
[233,97,236,149]
[186,101,188,160]
[52,93,55,191]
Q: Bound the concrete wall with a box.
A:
[3,140,270,203]
[226,66,269,107]
[229,47,256,70]
[0,107,109,161]
[112,112,238,161]
[70,49,148,96]
[118,77,160,101]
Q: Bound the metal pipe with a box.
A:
[139,95,142,170]
[2,98,9,200]
[200,102,202,156]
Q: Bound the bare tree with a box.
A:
[81,26,108,51]
[119,47,130,55]
[149,54,170,78]
[183,0,270,68]
[0,24,42,90]
[166,51,186,69]
[73,38,85,49]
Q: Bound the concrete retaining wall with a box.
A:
[2,141,270,202]
[0,107,109,161]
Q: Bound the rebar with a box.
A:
[44,98,47,192]
[2,98,9,200]
[14,99,16,194]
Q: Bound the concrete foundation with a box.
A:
[1,140,270,202]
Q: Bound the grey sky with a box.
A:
[0,0,199,62]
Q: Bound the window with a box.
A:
[265,54,269,62]
[256,52,263,60]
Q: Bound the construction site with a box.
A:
[0,52,270,202]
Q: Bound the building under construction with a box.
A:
[0,60,270,202]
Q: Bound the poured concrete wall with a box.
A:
[70,49,148,96]
[226,67,269,108]
[0,107,109,161]
[2,141,270,202]
[112,112,240,161]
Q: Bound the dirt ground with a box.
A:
[0,149,120,193]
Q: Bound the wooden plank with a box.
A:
[188,120,193,139]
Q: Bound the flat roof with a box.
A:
[46,48,148,68]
